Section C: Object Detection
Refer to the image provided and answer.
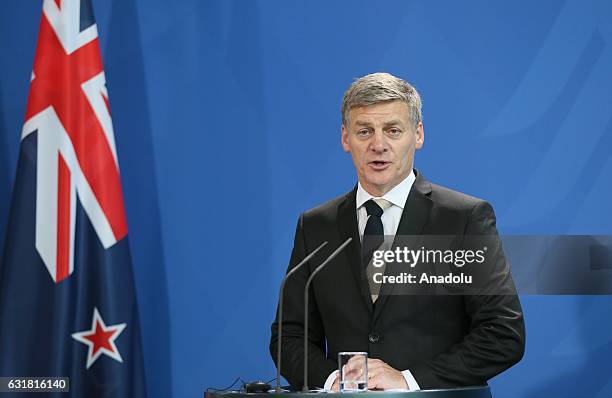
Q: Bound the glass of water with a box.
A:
[338,352,368,392]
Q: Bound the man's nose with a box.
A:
[370,131,388,152]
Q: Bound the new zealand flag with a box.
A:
[0,0,146,396]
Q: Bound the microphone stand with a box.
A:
[302,238,353,392]
[275,241,328,393]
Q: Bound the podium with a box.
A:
[207,386,491,398]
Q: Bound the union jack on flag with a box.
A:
[26,0,128,284]
[0,1,146,396]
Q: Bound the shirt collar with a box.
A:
[356,170,416,210]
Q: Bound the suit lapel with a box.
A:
[374,171,433,320]
[337,187,373,314]
[394,171,433,236]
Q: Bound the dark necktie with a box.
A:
[362,199,386,268]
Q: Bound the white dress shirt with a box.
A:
[323,171,421,391]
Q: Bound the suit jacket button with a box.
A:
[369,332,380,344]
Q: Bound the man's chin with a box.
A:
[365,174,392,186]
[362,178,394,195]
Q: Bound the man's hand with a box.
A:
[330,374,340,392]
[366,359,408,390]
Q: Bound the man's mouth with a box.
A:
[369,160,391,170]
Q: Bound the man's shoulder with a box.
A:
[296,175,494,221]
[428,181,491,213]
[422,178,497,234]
[301,189,353,222]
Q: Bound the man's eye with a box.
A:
[387,128,402,137]
[356,129,371,136]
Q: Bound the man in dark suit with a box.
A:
[269,73,525,391]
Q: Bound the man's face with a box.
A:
[341,100,424,196]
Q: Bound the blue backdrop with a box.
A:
[1,1,611,397]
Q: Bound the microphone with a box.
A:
[302,238,353,392]
[275,241,329,393]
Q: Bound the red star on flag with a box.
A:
[72,307,127,369]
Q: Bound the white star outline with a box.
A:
[71,307,127,369]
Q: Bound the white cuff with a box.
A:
[401,369,420,391]
[323,370,339,390]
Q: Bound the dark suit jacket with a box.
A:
[269,171,525,390]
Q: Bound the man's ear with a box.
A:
[415,122,424,150]
[341,125,351,153]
